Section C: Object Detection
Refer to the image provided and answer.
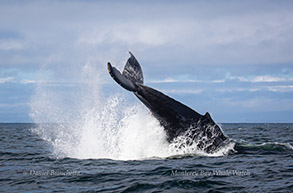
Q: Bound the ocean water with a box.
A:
[1,123,292,192]
[1,58,292,192]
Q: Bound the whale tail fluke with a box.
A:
[107,52,143,92]
[123,51,144,85]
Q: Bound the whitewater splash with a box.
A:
[30,58,234,160]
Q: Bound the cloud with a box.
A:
[267,85,293,92]
[215,88,260,93]
[251,76,293,83]
[148,78,225,84]
[0,77,14,83]
[0,77,42,85]
[0,39,23,51]
[228,75,293,83]
[77,25,172,47]
[0,0,292,73]
[161,89,203,95]
[148,78,189,83]
[148,75,293,84]
[0,103,27,108]
[19,79,37,84]
[221,97,293,112]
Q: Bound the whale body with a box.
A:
[107,52,229,153]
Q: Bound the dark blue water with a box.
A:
[0,123,292,192]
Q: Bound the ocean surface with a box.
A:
[0,123,292,192]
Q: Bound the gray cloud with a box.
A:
[1,0,293,69]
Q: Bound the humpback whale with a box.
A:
[107,52,229,153]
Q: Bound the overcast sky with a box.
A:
[0,0,293,122]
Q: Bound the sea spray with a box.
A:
[29,58,171,160]
[30,57,233,160]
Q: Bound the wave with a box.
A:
[235,142,293,154]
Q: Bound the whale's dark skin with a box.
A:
[107,52,228,153]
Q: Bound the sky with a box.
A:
[0,0,293,123]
